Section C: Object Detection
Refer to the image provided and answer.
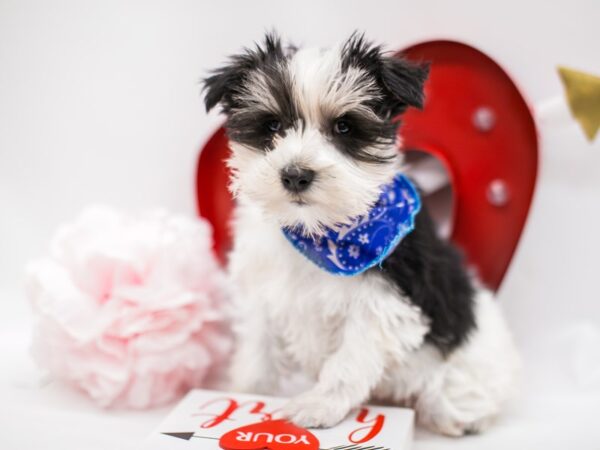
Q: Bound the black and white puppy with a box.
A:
[203,32,519,436]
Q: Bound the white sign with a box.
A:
[139,389,414,450]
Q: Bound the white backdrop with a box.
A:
[1,1,599,449]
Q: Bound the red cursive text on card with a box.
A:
[348,408,385,443]
[193,398,275,428]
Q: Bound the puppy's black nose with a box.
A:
[280,166,315,193]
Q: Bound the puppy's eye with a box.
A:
[334,120,351,135]
[266,119,281,133]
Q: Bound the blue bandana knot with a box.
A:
[282,174,421,276]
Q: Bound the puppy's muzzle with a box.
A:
[280,166,315,193]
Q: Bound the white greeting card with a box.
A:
[139,389,414,450]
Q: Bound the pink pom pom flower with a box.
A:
[26,206,232,409]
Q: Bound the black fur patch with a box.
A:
[226,63,300,151]
[341,32,430,118]
[372,202,476,355]
[204,32,287,113]
[203,32,301,151]
[326,109,399,164]
[227,109,288,151]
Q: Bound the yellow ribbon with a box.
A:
[558,66,600,142]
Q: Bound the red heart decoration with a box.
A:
[196,40,538,290]
[219,420,319,450]
[400,41,538,289]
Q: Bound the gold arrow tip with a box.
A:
[558,66,600,142]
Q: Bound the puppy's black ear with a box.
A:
[203,62,241,113]
[203,31,286,114]
[379,56,430,115]
[341,32,429,118]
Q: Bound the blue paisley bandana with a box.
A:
[282,174,421,276]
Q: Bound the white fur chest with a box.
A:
[228,201,368,377]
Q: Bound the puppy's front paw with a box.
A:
[282,392,350,429]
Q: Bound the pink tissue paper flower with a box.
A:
[26,206,232,409]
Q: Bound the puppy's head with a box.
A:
[203,32,428,235]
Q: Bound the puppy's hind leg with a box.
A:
[415,291,520,437]
[415,364,499,436]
